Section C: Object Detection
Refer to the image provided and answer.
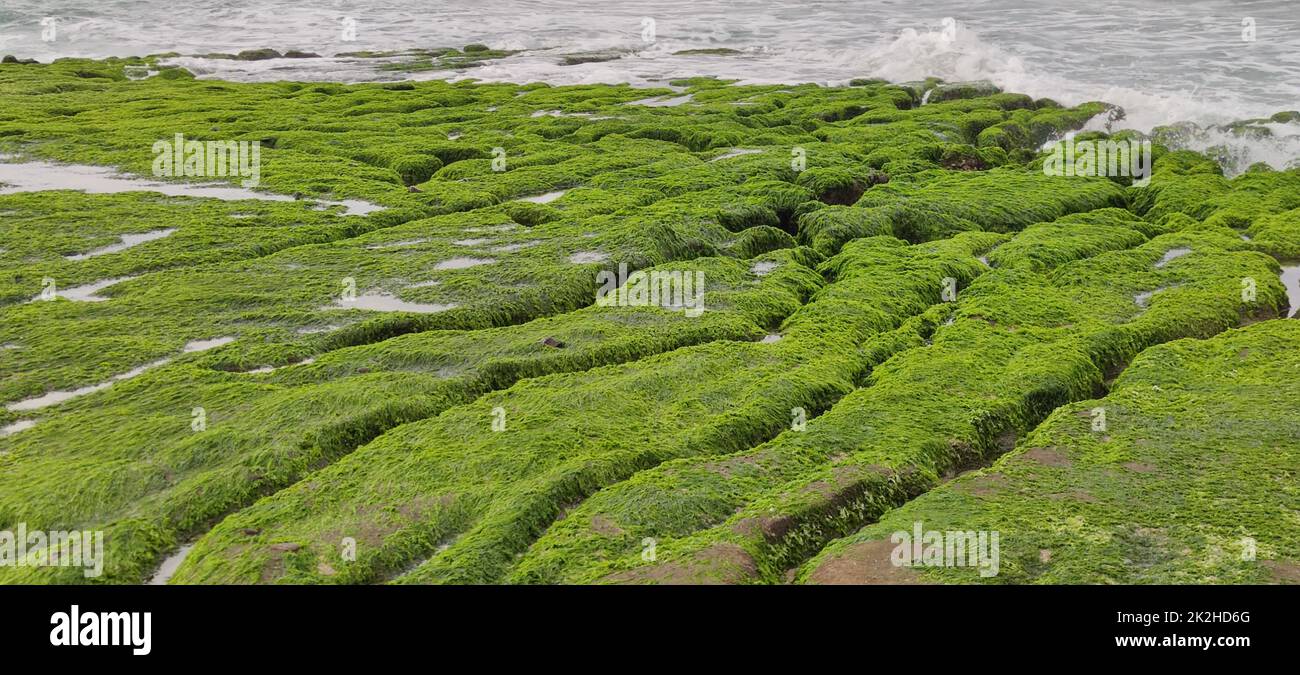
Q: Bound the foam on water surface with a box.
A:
[2,2,1281,169]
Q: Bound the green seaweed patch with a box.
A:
[802,320,1300,584]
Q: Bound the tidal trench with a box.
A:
[752,261,1300,582]
[110,207,1300,584]
[0,157,609,429]
[12,184,1300,583]
[6,159,1296,584]
[113,191,817,583]
[795,305,1296,579]
[5,143,813,584]
[430,233,1297,585]
[151,241,847,586]
[5,119,850,581]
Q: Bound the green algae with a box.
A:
[0,251,819,583]
[0,151,804,401]
[0,191,368,305]
[0,63,1116,404]
[801,320,1300,584]
[987,208,1164,271]
[3,57,1299,586]
[510,221,1287,584]
[168,234,983,584]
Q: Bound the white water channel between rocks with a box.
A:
[0,158,383,216]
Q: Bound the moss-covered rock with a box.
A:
[2,56,1296,586]
[802,319,1300,584]
[390,155,444,186]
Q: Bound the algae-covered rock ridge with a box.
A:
[0,56,1297,585]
